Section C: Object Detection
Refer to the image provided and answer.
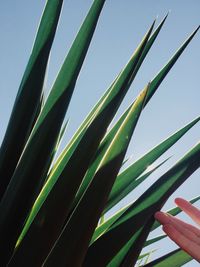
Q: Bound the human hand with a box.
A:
[155,198,200,263]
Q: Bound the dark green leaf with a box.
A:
[73,15,168,207]
[42,120,69,186]
[143,248,193,267]
[84,142,200,266]
[144,234,166,248]
[91,158,170,243]
[10,22,154,267]
[93,194,200,245]
[106,218,155,267]
[151,195,200,231]
[92,204,130,244]
[144,26,200,105]
[105,116,200,213]
[42,84,149,267]
[0,0,63,200]
[0,0,105,264]
[74,25,200,211]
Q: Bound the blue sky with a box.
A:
[0,1,200,265]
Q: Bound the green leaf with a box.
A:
[0,0,106,264]
[52,13,166,170]
[74,25,200,210]
[91,204,131,244]
[144,234,166,248]
[42,84,149,267]
[42,120,69,186]
[11,22,155,267]
[84,142,200,266]
[106,218,155,267]
[92,194,200,246]
[30,92,45,130]
[144,26,200,105]
[105,116,200,214]
[138,250,157,261]
[100,195,200,265]
[48,15,158,181]
[73,15,168,207]
[0,0,63,200]
[99,215,105,225]
[143,248,193,267]
[141,196,200,248]
[151,195,200,231]
[91,158,169,243]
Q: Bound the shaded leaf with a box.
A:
[151,195,200,231]
[11,22,155,267]
[105,116,200,214]
[74,26,200,210]
[0,0,106,264]
[0,0,63,200]
[143,248,193,267]
[84,142,200,266]
[73,15,168,207]
[42,84,149,267]
[91,158,170,243]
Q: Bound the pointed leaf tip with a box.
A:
[163,11,169,21]
[191,25,200,36]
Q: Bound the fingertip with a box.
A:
[154,211,171,224]
[175,197,185,205]
[154,211,163,220]
[154,211,162,217]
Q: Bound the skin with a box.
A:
[155,198,200,263]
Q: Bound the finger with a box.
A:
[166,218,200,245]
[163,224,200,263]
[155,211,200,237]
[175,198,200,225]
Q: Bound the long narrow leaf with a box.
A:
[73,15,168,207]
[74,26,200,210]
[0,0,106,264]
[0,0,63,200]
[151,195,200,231]
[107,195,200,266]
[42,84,149,267]
[137,250,157,266]
[84,142,200,266]
[144,26,199,104]
[9,20,154,265]
[48,14,167,185]
[106,219,155,267]
[92,194,200,245]
[105,116,200,213]
[10,22,155,267]
[42,120,69,185]
[142,196,200,248]
[143,248,193,267]
[144,234,166,248]
[91,158,170,243]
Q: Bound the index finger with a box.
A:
[175,198,200,226]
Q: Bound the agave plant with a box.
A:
[0,1,199,266]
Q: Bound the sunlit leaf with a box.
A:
[143,248,193,267]
[84,142,200,266]
[11,22,154,267]
[0,0,63,200]
[42,84,149,267]
[0,0,106,264]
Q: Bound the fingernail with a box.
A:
[154,211,171,224]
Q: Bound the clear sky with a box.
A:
[0,1,200,265]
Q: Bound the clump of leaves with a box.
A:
[0,1,199,266]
